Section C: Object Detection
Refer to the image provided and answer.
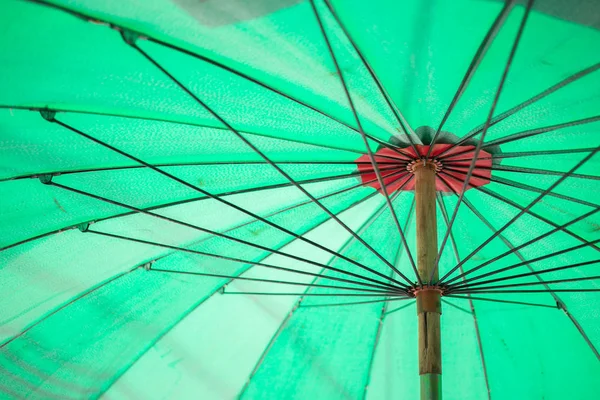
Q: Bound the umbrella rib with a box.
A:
[88,231,403,293]
[444,162,600,182]
[362,299,391,399]
[301,297,410,309]
[440,299,472,315]
[443,201,600,288]
[2,161,404,185]
[482,115,600,148]
[236,272,324,398]
[446,206,600,285]
[444,295,558,309]
[442,147,597,163]
[450,288,600,294]
[127,42,413,287]
[48,179,411,290]
[0,105,372,156]
[384,301,417,316]
[443,167,600,209]
[310,0,420,286]
[222,291,398,296]
[2,161,406,183]
[430,0,534,284]
[472,164,600,181]
[436,190,491,400]
[149,268,403,294]
[463,181,600,252]
[42,116,414,287]
[435,63,600,159]
[0,168,404,253]
[425,0,515,158]
[95,194,401,398]
[22,1,404,151]
[446,237,600,289]
[323,0,420,156]
[438,180,600,286]
[451,275,600,293]
[449,260,600,292]
[237,195,408,398]
[438,145,600,285]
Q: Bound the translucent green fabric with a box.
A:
[1,0,599,399]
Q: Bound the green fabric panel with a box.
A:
[0,269,228,398]
[102,192,380,399]
[40,0,402,140]
[0,231,156,344]
[471,298,600,400]
[0,1,217,124]
[0,182,372,352]
[1,163,362,247]
[0,109,358,181]
[138,39,384,151]
[240,196,408,399]
[329,0,507,132]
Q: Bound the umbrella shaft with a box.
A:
[415,164,442,400]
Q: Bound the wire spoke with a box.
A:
[449,260,600,292]
[442,166,600,209]
[384,301,417,316]
[222,291,400,297]
[482,115,600,148]
[445,164,600,181]
[47,175,413,289]
[466,182,600,251]
[43,115,418,286]
[89,230,408,293]
[438,145,600,285]
[127,41,413,286]
[448,237,600,289]
[20,1,409,151]
[149,268,406,294]
[310,0,420,285]
[436,63,600,158]
[300,297,411,308]
[0,105,371,156]
[452,288,600,294]
[438,175,600,285]
[446,207,600,286]
[451,274,600,293]
[442,147,597,164]
[445,295,558,309]
[323,0,420,156]
[0,167,404,253]
[426,0,515,157]
[2,160,407,183]
[431,0,534,284]
[2,160,403,186]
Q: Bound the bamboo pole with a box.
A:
[414,162,442,400]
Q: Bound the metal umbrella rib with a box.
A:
[432,0,534,285]
[425,0,516,158]
[435,63,600,159]
[128,41,412,286]
[310,0,421,286]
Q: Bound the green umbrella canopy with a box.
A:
[1,0,600,398]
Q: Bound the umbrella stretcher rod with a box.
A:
[414,161,442,400]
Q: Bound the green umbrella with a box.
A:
[1,0,599,398]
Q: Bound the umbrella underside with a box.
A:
[1,0,600,399]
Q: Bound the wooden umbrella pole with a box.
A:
[414,161,442,400]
